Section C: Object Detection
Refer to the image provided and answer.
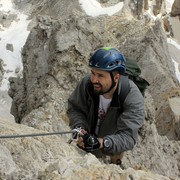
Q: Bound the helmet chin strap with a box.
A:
[100,72,116,95]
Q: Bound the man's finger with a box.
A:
[77,137,85,148]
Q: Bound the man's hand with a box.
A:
[68,127,87,144]
[81,134,100,152]
[71,129,102,152]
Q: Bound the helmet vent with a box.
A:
[95,63,100,67]
[116,60,121,65]
[107,63,115,68]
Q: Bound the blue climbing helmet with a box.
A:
[89,47,126,75]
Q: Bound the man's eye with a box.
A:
[98,74,104,78]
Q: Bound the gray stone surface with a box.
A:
[0,59,4,86]
[171,0,180,16]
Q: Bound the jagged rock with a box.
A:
[8,77,26,124]
[144,0,149,10]
[0,118,173,179]
[0,59,4,86]
[162,12,180,43]
[123,91,180,178]
[15,67,21,74]
[6,43,14,52]
[152,0,166,16]
[156,88,180,140]
[162,15,172,36]
[0,11,18,28]
[171,0,180,17]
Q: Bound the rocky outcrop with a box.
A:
[162,0,180,43]
[0,0,179,179]
[156,88,180,140]
[6,43,14,52]
[152,0,166,16]
[171,0,180,16]
[0,11,18,28]
[0,117,172,180]
[0,59,4,86]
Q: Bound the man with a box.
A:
[67,47,144,164]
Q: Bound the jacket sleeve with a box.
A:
[102,80,145,155]
[67,76,90,130]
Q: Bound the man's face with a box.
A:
[90,68,118,95]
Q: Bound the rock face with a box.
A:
[0,118,173,180]
[171,0,180,16]
[0,59,4,86]
[152,0,166,16]
[0,0,179,179]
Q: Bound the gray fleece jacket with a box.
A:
[67,74,144,155]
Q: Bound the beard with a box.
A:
[92,83,104,95]
[92,81,116,95]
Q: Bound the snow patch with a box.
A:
[79,0,124,17]
[172,59,180,83]
[165,0,174,13]
[0,0,30,90]
[0,0,13,12]
[167,38,180,50]
[167,38,180,83]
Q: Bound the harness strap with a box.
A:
[119,75,130,109]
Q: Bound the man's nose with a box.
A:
[91,75,99,83]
